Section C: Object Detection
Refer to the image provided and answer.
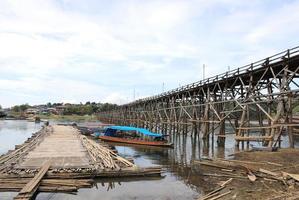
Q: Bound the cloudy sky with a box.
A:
[0,0,298,107]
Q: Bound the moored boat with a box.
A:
[96,126,173,147]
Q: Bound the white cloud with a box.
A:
[102,93,129,105]
[0,0,298,107]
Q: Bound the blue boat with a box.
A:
[97,126,173,147]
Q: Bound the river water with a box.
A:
[0,120,298,200]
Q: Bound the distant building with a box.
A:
[55,105,67,115]
[48,108,58,115]
[25,108,39,115]
[39,107,58,115]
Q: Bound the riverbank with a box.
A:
[195,149,299,200]
[5,112,99,122]
[37,114,98,122]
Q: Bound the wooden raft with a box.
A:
[0,125,162,197]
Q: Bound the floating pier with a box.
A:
[0,125,162,199]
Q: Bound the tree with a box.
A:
[19,104,30,112]
[0,105,2,110]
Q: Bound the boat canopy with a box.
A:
[105,126,163,137]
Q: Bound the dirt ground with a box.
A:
[197,149,299,200]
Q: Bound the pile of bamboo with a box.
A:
[79,134,135,170]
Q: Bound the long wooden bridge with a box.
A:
[98,46,299,148]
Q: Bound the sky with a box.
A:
[0,0,299,108]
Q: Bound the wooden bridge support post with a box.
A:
[288,94,294,148]
[202,88,210,140]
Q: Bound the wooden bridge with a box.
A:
[98,46,299,148]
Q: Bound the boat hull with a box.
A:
[99,136,173,147]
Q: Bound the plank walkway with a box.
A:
[18,125,90,169]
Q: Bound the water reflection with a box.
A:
[0,120,42,154]
[1,120,298,200]
[110,132,231,194]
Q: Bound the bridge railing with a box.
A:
[126,46,299,105]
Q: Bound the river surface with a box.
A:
[0,120,298,200]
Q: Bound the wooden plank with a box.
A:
[236,126,275,130]
[259,168,280,177]
[235,136,273,141]
[14,161,51,200]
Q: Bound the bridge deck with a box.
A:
[18,125,91,169]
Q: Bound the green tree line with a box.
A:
[11,102,118,115]
[63,102,117,115]
[12,104,30,112]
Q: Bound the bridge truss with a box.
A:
[99,46,299,148]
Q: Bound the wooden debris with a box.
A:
[282,172,299,182]
[259,168,280,177]
[14,161,51,200]
[220,178,233,187]
[202,173,246,179]
[198,186,225,200]
[247,172,256,182]
[217,158,282,167]
[198,178,232,200]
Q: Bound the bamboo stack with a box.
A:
[79,134,135,170]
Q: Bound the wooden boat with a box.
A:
[99,136,173,147]
[97,126,173,148]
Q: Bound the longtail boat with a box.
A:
[96,126,173,147]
